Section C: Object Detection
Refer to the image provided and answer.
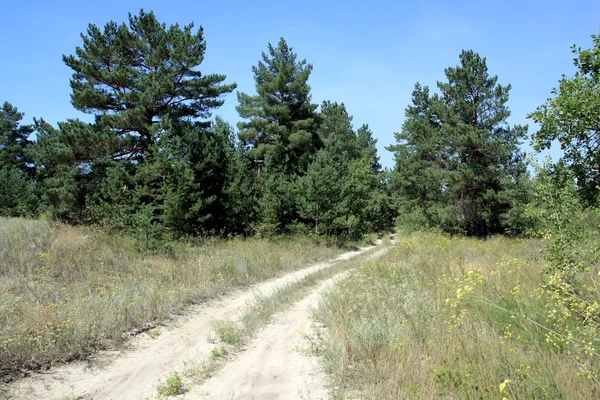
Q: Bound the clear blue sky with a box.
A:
[2,0,599,168]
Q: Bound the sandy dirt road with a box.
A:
[6,241,389,400]
[187,246,391,400]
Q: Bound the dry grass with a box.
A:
[0,217,342,379]
[313,232,595,399]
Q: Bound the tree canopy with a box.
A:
[0,102,37,216]
[529,29,600,205]
[63,9,236,162]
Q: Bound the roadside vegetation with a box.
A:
[312,30,600,399]
[0,10,393,250]
[0,217,343,379]
[314,226,599,399]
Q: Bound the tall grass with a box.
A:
[0,217,341,378]
[314,232,594,399]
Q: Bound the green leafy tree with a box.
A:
[237,38,320,173]
[389,51,529,236]
[524,158,600,383]
[529,29,600,204]
[63,9,236,162]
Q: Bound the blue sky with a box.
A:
[2,0,599,168]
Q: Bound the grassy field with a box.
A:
[0,217,344,379]
[313,232,597,399]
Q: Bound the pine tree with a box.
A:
[0,102,34,175]
[0,102,38,216]
[387,84,448,229]
[0,168,37,217]
[356,124,382,173]
[161,118,237,236]
[237,38,320,173]
[63,9,236,162]
[298,150,391,242]
[223,146,258,235]
[441,51,528,236]
[317,101,357,158]
[255,165,299,235]
[297,149,346,236]
[388,51,529,236]
[36,10,236,230]
[32,118,116,221]
[298,102,392,240]
[341,158,385,238]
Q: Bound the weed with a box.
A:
[157,372,183,397]
[213,321,243,347]
[210,346,229,360]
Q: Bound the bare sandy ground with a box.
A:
[187,246,391,400]
[6,242,385,400]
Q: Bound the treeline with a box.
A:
[1,9,598,246]
[0,10,393,247]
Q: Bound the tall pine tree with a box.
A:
[389,51,529,236]
[237,38,320,173]
[35,10,236,233]
[63,9,236,162]
[356,124,382,173]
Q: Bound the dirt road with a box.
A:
[188,246,391,400]
[7,241,391,400]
